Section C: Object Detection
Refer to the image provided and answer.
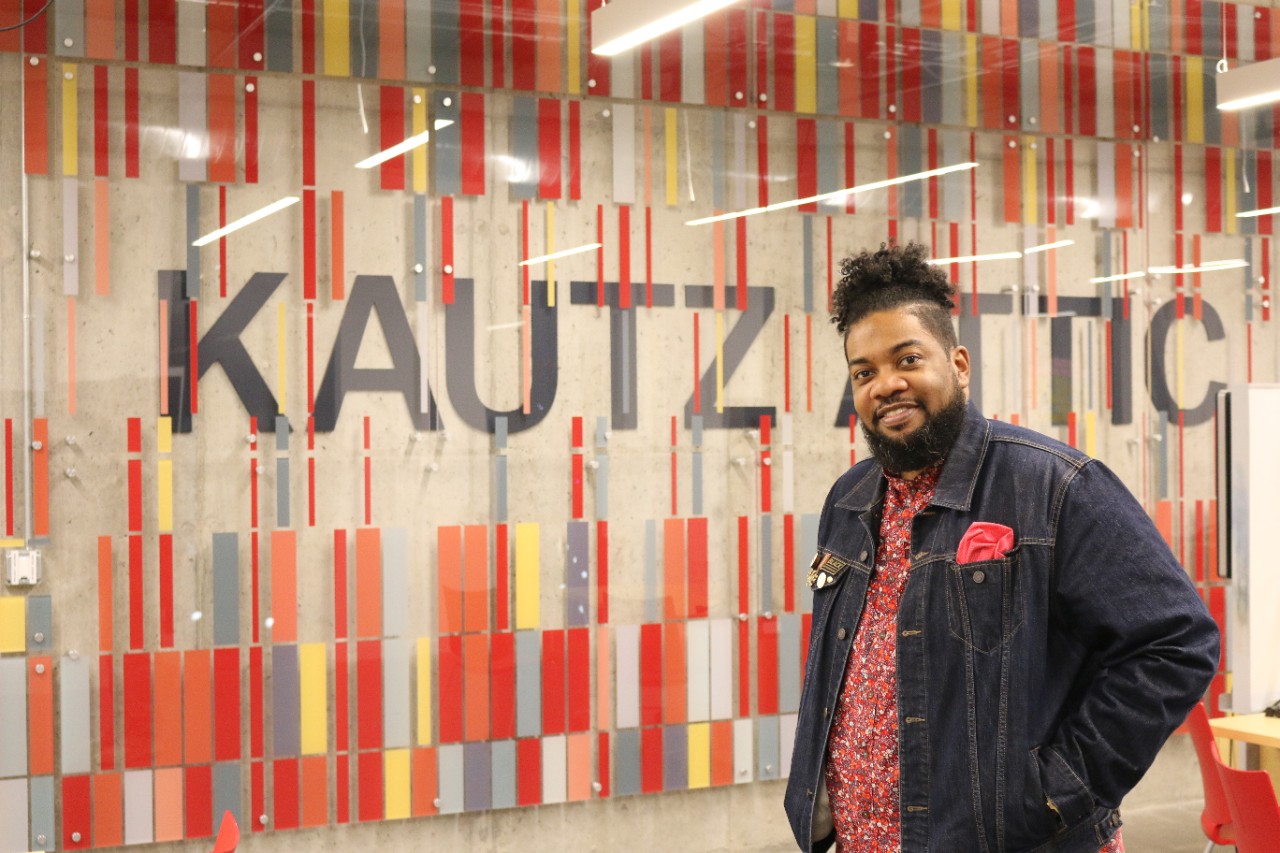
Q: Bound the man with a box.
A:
[784,243,1219,853]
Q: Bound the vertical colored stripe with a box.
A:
[538,98,561,199]
[28,656,54,774]
[97,536,113,651]
[324,0,351,75]
[207,75,236,182]
[380,0,406,78]
[464,524,489,632]
[663,518,686,620]
[153,651,182,765]
[535,0,561,92]
[461,92,486,195]
[515,522,540,630]
[441,195,454,303]
[355,527,381,637]
[380,86,406,191]
[357,640,384,750]
[438,635,462,742]
[438,525,462,634]
[272,530,298,641]
[57,66,77,177]
[299,643,328,754]
[214,648,241,760]
[94,179,110,294]
[796,15,817,112]
[123,67,139,177]
[21,68,50,171]
[122,653,152,768]
[415,638,433,746]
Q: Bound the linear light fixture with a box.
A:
[1217,57,1280,111]
[354,120,454,170]
[592,0,742,57]
[519,243,604,267]
[1024,239,1074,254]
[1237,205,1280,219]
[927,251,1022,265]
[192,196,299,247]
[685,162,979,226]
[1148,259,1249,275]
[1089,271,1147,283]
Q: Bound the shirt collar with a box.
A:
[835,402,991,513]
[884,459,944,499]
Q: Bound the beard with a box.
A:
[860,385,968,475]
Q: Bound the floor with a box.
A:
[1116,798,1213,853]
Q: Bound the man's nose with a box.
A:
[871,370,909,400]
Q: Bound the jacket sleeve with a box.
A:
[1040,459,1220,823]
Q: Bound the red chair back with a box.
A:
[211,811,239,853]
[1217,762,1280,853]
[1185,702,1236,845]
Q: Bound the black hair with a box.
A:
[830,242,959,350]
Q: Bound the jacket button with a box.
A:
[837,628,847,640]
[973,570,986,583]
[807,788,814,798]
[859,550,868,561]
[823,706,829,718]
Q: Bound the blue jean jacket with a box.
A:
[784,405,1219,853]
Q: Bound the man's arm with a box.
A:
[1039,459,1220,824]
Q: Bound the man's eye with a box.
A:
[852,369,872,381]
[901,355,921,366]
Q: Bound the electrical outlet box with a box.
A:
[5,550,41,586]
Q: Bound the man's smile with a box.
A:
[876,402,919,428]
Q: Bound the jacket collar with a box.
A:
[834,402,991,513]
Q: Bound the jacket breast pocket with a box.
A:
[946,551,1024,653]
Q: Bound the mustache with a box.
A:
[874,398,918,421]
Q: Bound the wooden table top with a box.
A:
[1209,713,1280,749]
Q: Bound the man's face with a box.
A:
[844,308,971,475]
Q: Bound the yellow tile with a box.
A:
[385,749,411,819]
[0,598,26,653]
[300,643,328,754]
[516,524,540,630]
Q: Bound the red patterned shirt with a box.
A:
[824,463,1124,853]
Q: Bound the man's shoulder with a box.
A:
[823,458,882,507]
[984,417,1092,471]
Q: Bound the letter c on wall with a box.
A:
[1145,297,1226,428]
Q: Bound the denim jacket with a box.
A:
[784,404,1220,853]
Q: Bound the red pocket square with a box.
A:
[956,522,1014,564]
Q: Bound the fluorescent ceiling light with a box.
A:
[356,129,434,169]
[1237,205,1280,219]
[1148,259,1249,275]
[519,243,603,267]
[1217,57,1280,111]
[192,196,299,247]
[355,121,450,170]
[1089,271,1147,283]
[927,251,1022,265]
[1024,239,1074,254]
[592,0,742,57]
[685,162,978,226]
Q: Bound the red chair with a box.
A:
[1216,762,1280,853]
[1185,702,1236,851]
[211,811,239,853]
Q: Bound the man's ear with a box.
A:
[952,345,971,391]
